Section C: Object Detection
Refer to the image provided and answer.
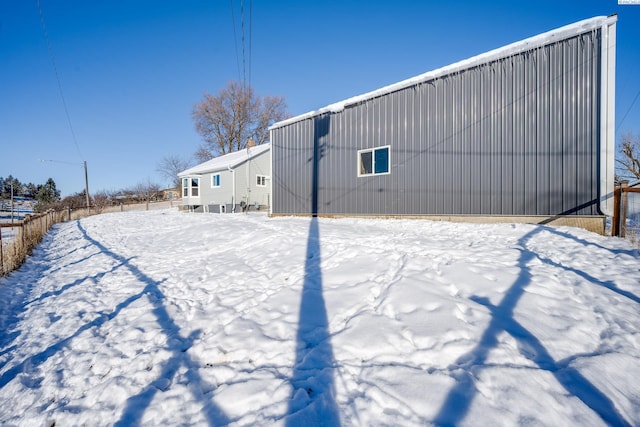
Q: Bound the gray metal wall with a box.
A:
[272,30,602,217]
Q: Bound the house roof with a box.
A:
[270,15,617,130]
[178,143,270,176]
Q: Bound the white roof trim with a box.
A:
[270,15,616,130]
[178,143,270,176]
[599,17,617,216]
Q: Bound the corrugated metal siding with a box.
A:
[272,30,602,217]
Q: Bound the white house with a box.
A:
[178,143,271,213]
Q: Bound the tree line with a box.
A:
[1,175,164,213]
[0,175,61,208]
[0,175,54,199]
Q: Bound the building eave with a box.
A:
[178,144,270,177]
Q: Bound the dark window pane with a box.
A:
[374,147,389,174]
[360,151,373,175]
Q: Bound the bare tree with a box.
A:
[616,132,640,181]
[157,155,192,188]
[92,190,111,213]
[192,81,287,161]
[133,180,162,204]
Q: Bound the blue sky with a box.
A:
[1,0,639,196]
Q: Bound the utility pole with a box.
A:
[84,160,90,208]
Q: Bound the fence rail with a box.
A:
[0,200,180,277]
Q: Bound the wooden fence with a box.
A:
[612,181,640,239]
[0,200,180,277]
[0,209,72,277]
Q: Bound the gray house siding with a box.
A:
[234,149,272,209]
[271,24,610,219]
[199,169,234,208]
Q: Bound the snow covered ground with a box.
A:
[0,209,638,426]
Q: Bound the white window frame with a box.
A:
[357,145,391,177]
[182,178,189,197]
[190,177,200,197]
[256,175,267,187]
[211,173,221,188]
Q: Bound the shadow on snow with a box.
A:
[433,226,634,427]
[285,217,341,426]
[0,222,230,426]
[75,223,231,426]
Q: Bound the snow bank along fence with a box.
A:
[0,200,180,277]
[612,181,640,244]
[0,209,68,277]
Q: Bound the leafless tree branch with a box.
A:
[192,81,287,161]
[616,132,640,182]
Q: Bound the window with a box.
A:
[212,174,221,188]
[256,175,267,187]
[358,146,390,177]
[191,178,199,196]
[182,177,200,197]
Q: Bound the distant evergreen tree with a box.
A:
[1,175,23,198]
[24,183,38,198]
[35,178,61,210]
[1,176,61,203]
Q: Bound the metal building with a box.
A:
[269,16,617,233]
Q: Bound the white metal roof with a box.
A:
[270,15,617,130]
[178,143,270,176]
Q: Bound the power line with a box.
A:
[241,0,246,87]
[36,0,84,161]
[229,0,242,83]
[616,88,640,134]
[249,0,252,87]
[230,0,252,88]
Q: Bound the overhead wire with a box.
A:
[229,0,242,83]
[240,0,246,87]
[36,0,84,161]
[230,0,251,88]
[616,88,640,134]
[249,0,252,87]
